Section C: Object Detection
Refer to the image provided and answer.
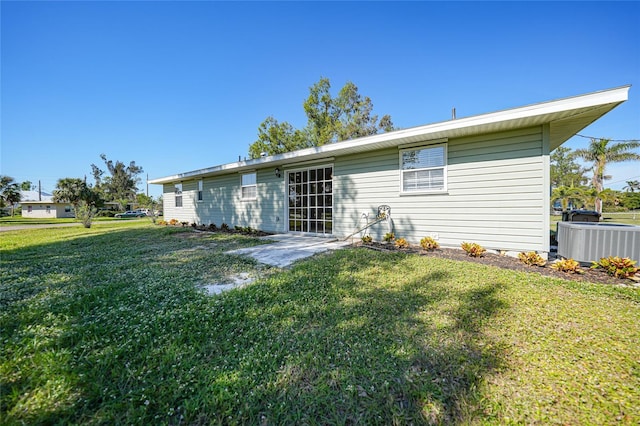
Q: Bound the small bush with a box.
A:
[420,236,439,251]
[191,223,197,228]
[591,256,639,279]
[518,251,547,267]
[551,258,583,274]
[208,223,217,231]
[157,220,167,226]
[220,223,230,231]
[461,242,486,258]
[394,237,409,249]
[361,235,373,244]
[383,232,395,243]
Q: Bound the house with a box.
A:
[20,191,75,219]
[149,86,630,258]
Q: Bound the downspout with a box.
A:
[542,124,551,258]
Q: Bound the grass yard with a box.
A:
[1,222,639,425]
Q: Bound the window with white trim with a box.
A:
[400,144,446,193]
[175,183,183,207]
[197,180,203,202]
[241,173,257,200]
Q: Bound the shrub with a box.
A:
[591,256,639,279]
[383,232,395,243]
[420,236,439,251]
[361,235,373,244]
[168,218,179,226]
[157,220,167,226]
[394,237,409,249]
[551,258,583,274]
[208,223,217,231]
[461,242,486,258]
[518,251,547,267]
[221,223,230,231]
[191,223,197,228]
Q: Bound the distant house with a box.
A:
[20,191,75,219]
[149,86,630,258]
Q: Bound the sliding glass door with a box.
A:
[287,166,333,235]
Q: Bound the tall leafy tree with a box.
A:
[92,154,144,210]
[248,117,310,159]
[0,175,21,216]
[249,77,394,158]
[574,138,640,213]
[53,177,103,227]
[20,181,34,191]
[550,146,588,188]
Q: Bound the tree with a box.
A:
[551,185,587,211]
[91,154,144,210]
[620,191,640,210]
[53,178,85,209]
[248,77,394,158]
[623,180,640,192]
[574,138,640,214]
[0,175,22,216]
[20,181,34,191]
[53,178,103,228]
[248,117,310,159]
[550,146,588,188]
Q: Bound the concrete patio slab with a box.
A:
[227,234,351,268]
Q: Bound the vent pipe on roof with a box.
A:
[452,107,456,119]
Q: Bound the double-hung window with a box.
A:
[175,183,183,207]
[400,144,447,193]
[241,173,257,200]
[197,180,203,202]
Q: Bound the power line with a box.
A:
[607,175,640,185]
[575,134,640,143]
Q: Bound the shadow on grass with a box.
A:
[1,229,508,425]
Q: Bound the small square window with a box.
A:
[400,144,447,193]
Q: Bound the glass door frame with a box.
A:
[286,164,333,236]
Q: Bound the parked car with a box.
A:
[115,210,147,218]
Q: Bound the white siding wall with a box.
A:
[162,168,286,233]
[21,203,74,218]
[333,126,548,253]
[160,126,548,253]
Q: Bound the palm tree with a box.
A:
[574,138,640,213]
[623,180,640,193]
[551,186,588,211]
[53,178,86,216]
[0,175,22,216]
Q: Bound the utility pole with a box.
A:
[146,173,149,197]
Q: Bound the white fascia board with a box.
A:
[148,85,630,185]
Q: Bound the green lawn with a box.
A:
[0,216,124,227]
[1,222,639,425]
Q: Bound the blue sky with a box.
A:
[2,1,639,199]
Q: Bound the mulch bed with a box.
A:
[358,242,639,287]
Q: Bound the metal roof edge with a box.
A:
[148,85,630,185]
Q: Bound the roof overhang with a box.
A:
[149,85,630,185]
